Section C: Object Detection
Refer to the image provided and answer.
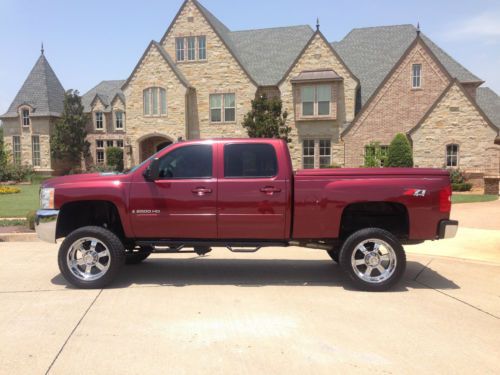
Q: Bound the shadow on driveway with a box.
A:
[51,258,459,292]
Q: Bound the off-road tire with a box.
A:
[339,228,406,291]
[58,226,125,289]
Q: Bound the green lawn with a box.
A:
[452,194,498,204]
[0,184,40,218]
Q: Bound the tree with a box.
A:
[242,94,291,142]
[106,147,124,172]
[0,125,7,169]
[50,90,90,166]
[386,133,413,167]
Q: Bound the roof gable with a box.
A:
[1,53,65,118]
[333,25,482,106]
[409,79,498,136]
[82,80,125,113]
[342,35,452,137]
[121,41,190,92]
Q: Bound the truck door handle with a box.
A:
[260,186,281,195]
[192,187,212,196]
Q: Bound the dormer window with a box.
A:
[22,108,30,126]
[115,111,124,130]
[95,111,104,130]
[300,85,332,117]
[412,64,422,88]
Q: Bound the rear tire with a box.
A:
[58,226,125,289]
[339,228,406,291]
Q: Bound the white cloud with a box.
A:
[443,12,500,41]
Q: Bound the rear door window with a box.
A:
[224,144,277,178]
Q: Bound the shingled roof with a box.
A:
[332,24,482,106]
[191,0,314,86]
[1,53,65,118]
[476,87,500,131]
[81,80,125,113]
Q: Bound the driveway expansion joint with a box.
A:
[44,289,103,375]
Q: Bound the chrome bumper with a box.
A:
[438,220,459,239]
[35,209,59,243]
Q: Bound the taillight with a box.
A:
[439,185,452,213]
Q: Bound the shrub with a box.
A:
[0,186,21,194]
[0,163,34,182]
[106,147,124,172]
[386,133,413,167]
[449,169,466,184]
[364,142,387,167]
[26,210,36,230]
[452,182,472,192]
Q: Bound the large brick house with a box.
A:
[2,0,500,180]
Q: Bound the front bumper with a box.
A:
[35,209,59,243]
[438,220,459,239]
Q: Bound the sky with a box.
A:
[1,0,500,116]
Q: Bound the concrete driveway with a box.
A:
[1,235,499,374]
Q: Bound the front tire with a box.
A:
[339,228,406,291]
[58,226,125,289]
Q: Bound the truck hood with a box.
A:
[42,172,129,188]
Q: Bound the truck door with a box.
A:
[129,143,217,239]
[217,142,288,240]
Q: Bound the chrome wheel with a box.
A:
[350,238,397,284]
[66,237,111,281]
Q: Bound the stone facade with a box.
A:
[279,33,358,168]
[122,43,190,168]
[343,38,451,167]
[2,113,54,172]
[411,82,500,173]
[160,0,257,139]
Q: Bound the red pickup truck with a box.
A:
[35,138,457,291]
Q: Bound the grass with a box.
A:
[452,194,498,204]
[0,219,27,227]
[0,183,40,218]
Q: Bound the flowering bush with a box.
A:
[0,186,21,194]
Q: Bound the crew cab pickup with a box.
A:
[35,138,458,291]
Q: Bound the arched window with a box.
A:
[143,87,166,116]
[446,144,459,167]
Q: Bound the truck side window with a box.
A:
[224,144,277,178]
[158,145,213,179]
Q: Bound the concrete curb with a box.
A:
[0,233,39,242]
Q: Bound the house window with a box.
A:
[116,140,124,148]
[198,36,206,60]
[302,139,315,169]
[175,37,185,61]
[187,36,196,61]
[301,85,332,117]
[175,36,207,62]
[106,140,114,148]
[143,87,167,116]
[12,136,21,165]
[96,140,104,165]
[32,135,40,167]
[446,144,459,167]
[95,112,104,130]
[115,111,124,130]
[412,64,422,88]
[319,139,331,168]
[22,109,30,126]
[210,93,235,123]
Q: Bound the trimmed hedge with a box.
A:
[26,210,36,230]
[386,133,413,167]
[452,182,473,192]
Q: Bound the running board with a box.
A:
[136,239,287,249]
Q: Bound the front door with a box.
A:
[129,143,217,239]
[216,142,288,240]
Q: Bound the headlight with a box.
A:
[40,188,55,209]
